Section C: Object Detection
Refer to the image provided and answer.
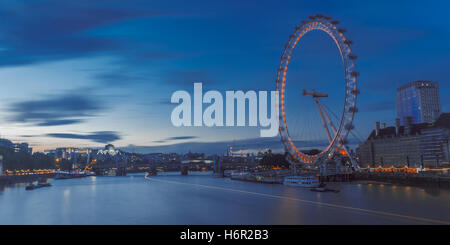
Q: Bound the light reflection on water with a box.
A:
[0,174,449,225]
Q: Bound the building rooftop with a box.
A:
[396,80,438,91]
[367,113,450,140]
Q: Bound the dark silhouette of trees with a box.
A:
[259,150,290,169]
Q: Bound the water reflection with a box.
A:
[0,175,449,224]
[424,187,441,197]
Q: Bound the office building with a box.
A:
[396,81,441,125]
[357,114,450,167]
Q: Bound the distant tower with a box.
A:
[396,81,441,125]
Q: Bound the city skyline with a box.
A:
[0,0,449,153]
[1,1,450,230]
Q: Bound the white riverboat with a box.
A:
[283,176,321,188]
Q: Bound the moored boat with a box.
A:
[283,175,321,188]
[25,184,36,190]
[55,170,87,179]
[25,182,52,190]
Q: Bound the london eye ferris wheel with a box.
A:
[276,14,359,167]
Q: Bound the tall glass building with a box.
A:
[396,81,441,126]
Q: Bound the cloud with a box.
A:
[36,119,85,126]
[0,1,178,67]
[151,136,198,144]
[8,92,103,126]
[153,140,167,143]
[165,136,198,140]
[46,131,121,143]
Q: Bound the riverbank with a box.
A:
[228,171,450,189]
[354,172,450,188]
[0,174,55,186]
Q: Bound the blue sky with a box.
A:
[0,0,449,153]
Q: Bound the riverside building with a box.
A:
[357,114,450,167]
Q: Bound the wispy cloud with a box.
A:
[8,92,103,126]
[152,135,198,144]
[45,131,121,143]
[153,140,167,143]
[165,136,198,140]
[36,119,85,127]
[0,0,179,67]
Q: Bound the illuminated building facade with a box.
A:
[396,81,441,126]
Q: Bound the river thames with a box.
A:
[1,173,449,225]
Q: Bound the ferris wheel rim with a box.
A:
[276,14,358,164]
